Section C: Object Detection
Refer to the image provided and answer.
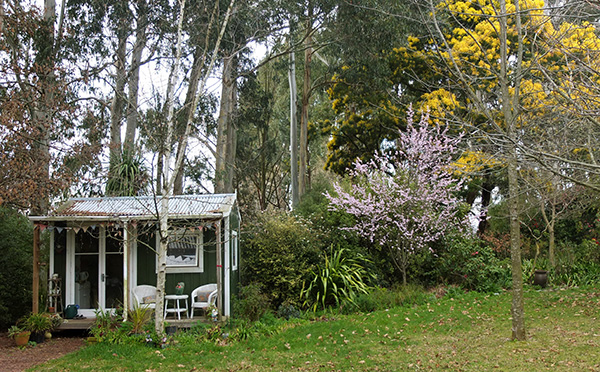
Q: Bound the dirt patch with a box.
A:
[0,331,86,372]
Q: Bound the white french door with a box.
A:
[67,227,123,316]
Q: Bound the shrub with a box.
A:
[276,300,301,320]
[426,233,511,292]
[301,246,373,311]
[241,211,320,308]
[0,207,33,329]
[233,283,271,322]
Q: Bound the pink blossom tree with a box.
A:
[326,111,468,285]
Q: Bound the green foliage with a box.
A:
[295,175,362,251]
[241,211,321,309]
[301,246,373,311]
[551,261,600,287]
[8,325,27,338]
[19,312,54,333]
[127,305,153,334]
[345,284,432,314]
[276,301,301,320]
[0,207,33,329]
[90,309,130,344]
[233,283,271,322]
[425,233,512,293]
[106,150,149,197]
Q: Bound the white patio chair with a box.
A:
[189,283,217,319]
[132,285,157,309]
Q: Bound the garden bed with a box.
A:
[0,331,85,372]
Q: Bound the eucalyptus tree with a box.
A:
[64,0,172,196]
[0,0,104,211]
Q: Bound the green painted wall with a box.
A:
[136,227,218,298]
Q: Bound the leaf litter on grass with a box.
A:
[30,286,600,371]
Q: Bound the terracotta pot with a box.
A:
[533,270,548,288]
[14,331,30,347]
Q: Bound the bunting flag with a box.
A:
[56,227,64,233]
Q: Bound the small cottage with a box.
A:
[29,194,240,320]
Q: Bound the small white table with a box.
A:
[164,294,189,320]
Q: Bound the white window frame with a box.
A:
[156,229,204,273]
[232,230,239,271]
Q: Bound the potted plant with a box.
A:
[21,313,54,344]
[8,325,30,347]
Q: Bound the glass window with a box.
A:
[232,230,238,271]
[166,230,201,268]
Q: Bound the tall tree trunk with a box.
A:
[172,46,204,194]
[225,101,237,193]
[108,18,128,183]
[124,0,148,154]
[289,29,299,208]
[299,7,312,198]
[215,55,237,193]
[477,174,493,235]
[30,0,56,215]
[541,197,557,270]
[500,0,526,341]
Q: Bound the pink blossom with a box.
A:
[326,110,468,279]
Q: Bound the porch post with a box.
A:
[123,223,129,320]
[32,225,40,313]
[216,220,223,320]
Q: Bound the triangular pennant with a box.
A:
[73,227,81,234]
[56,227,64,233]
[82,226,89,233]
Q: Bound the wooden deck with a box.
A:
[56,316,213,330]
[57,318,95,330]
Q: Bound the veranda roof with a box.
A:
[29,194,236,222]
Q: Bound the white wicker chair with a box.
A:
[132,285,157,309]
[189,284,217,319]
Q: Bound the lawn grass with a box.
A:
[31,286,600,371]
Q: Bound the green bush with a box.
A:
[233,283,271,322]
[0,207,33,330]
[426,233,511,293]
[276,300,301,320]
[241,211,321,308]
[551,261,600,286]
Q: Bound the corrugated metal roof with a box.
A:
[31,194,236,222]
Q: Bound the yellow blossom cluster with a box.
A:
[453,150,501,175]
[418,89,461,124]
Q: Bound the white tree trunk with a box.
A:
[289,36,299,208]
[155,0,235,333]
